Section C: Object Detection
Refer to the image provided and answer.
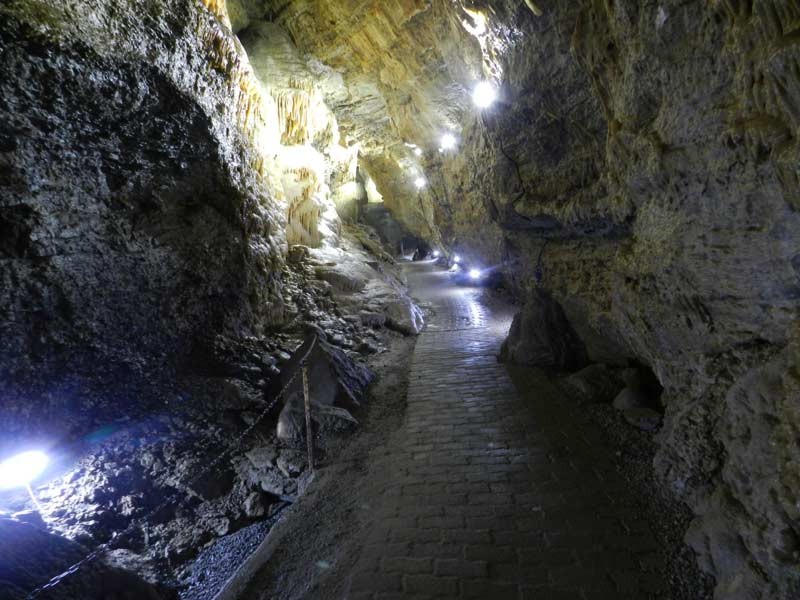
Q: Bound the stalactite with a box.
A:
[272,85,314,146]
[195,2,274,182]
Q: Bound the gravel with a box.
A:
[177,507,287,600]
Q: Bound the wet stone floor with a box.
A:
[345,260,665,600]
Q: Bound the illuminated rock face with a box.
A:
[233,1,800,597]
[3,0,800,596]
[0,1,286,386]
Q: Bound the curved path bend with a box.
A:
[344,260,664,600]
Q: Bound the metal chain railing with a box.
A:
[25,335,318,599]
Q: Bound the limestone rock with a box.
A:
[623,408,662,432]
[277,403,358,442]
[245,447,278,470]
[244,492,266,518]
[384,297,425,335]
[563,364,625,404]
[276,334,372,442]
[4,0,800,596]
[499,290,587,371]
[276,450,307,478]
[257,468,288,497]
[0,517,163,600]
[613,387,648,411]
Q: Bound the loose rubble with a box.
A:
[0,228,420,599]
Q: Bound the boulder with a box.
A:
[245,446,277,469]
[277,403,358,441]
[276,449,307,478]
[562,364,625,404]
[623,407,662,431]
[257,468,288,497]
[360,311,387,328]
[499,289,587,370]
[243,492,266,518]
[275,334,372,442]
[315,267,367,293]
[384,297,424,335]
[0,517,165,600]
[613,387,649,410]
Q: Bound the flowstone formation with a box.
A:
[228,1,800,597]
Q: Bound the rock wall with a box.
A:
[0,0,287,449]
[0,2,425,595]
[4,0,800,596]
[0,0,373,444]
[238,0,800,597]
[438,3,800,598]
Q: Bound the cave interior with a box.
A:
[1,1,799,599]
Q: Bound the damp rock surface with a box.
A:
[231,2,800,596]
[2,0,799,598]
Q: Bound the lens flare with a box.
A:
[473,81,497,108]
[0,451,49,490]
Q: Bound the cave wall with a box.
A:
[3,0,800,596]
[234,1,800,597]
[436,3,800,597]
[0,0,403,454]
[448,3,800,597]
[0,0,287,448]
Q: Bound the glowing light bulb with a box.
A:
[414,148,423,156]
[469,269,482,280]
[473,81,497,108]
[454,255,461,263]
[433,250,440,258]
[441,133,457,150]
[414,177,426,189]
[0,451,49,490]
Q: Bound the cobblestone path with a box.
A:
[346,260,664,599]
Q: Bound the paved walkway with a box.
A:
[345,261,664,599]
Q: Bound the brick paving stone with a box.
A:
[403,575,459,596]
[382,557,433,574]
[345,261,665,599]
[460,580,518,599]
[433,558,488,578]
[463,544,517,563]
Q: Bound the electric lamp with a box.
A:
[0,451,49,512]
[473,81,497,108]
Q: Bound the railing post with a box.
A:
[301,361,314,473]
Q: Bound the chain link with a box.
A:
[26,336,318,599]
